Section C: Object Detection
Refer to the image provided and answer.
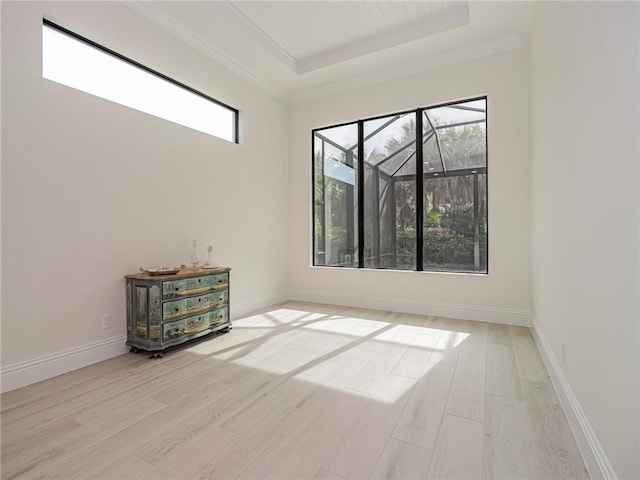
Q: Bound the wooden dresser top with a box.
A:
[125,266,231,281]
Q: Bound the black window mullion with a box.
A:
[415,110,424,271]
[357,120,365,268]
[320,140,326,265]
[473,172,480,270]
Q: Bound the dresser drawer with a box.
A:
[185,292,216,314]
[162,290,228,321]
[163,273,228,298]
[163,278,209,297]
[209,290,228,308]
[162,298,187,320]
[163,307,229,341]
[210,273,229,290]
[187,289,228,310]
[183,275,214,295]
[163,279,187,298]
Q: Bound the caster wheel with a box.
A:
[129,347,140,354]
[149,352,164,359]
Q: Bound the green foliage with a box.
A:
[328,225,347,244]
[425,210,442,228]
[314,218,323,240]
[396,226,415,239]
[424,230,473,265]
[437,124,486,170]
[394,224,487,271]
[384,119,416,153]
[424,230,487,270]
[395,226,417,269]
[441,203,474,236]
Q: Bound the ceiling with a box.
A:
[124,1,534,103]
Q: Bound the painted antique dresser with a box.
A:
[125,267,231,357]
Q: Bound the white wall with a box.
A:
[288,48,533,323]
[1,2,289,367]
[2,3,638,475]
[530,2,640,478]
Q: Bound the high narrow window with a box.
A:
[312,97,488,274]
[42,20,238,143]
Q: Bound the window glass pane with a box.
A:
[425,99,486,171]
[42,23,237,143]
[422,112,444,174]
[423,173,487,272]
[363,113,416,270]
[313,124,359,267]
[426,99,486,127]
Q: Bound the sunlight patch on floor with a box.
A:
[187,304,473,403]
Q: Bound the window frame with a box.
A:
[42,19,239,144]
[312,96,489,274]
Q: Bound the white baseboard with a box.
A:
[231,290,290,319]
[1,335,129,394]
[288,288,531,326]
[0,291,291,394]
[531,318,617,480]
[0,290,528,394]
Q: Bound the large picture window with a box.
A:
[313,97,487,273]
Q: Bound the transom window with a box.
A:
[42,19,238,143]
[313,97,488,274]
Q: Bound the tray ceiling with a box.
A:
[226,1,470,73]
[124,1,533,103]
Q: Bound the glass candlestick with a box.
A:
[190,240,199,268]
[203,245,217,267]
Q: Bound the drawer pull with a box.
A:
[179,286,211,296]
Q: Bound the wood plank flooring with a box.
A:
[1,302,589,479]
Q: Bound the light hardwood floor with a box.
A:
[1,302,589,479]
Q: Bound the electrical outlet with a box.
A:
[561,342,567,365]
[102,314,112,329]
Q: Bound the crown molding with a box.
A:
[288,34,526,104]
[122,1,287,101]
[217,1,297,73]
